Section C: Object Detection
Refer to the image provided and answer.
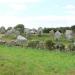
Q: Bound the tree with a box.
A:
[43,28,54,33]
[71,25,75,32]
[14,24,25,34]
[6,27,12,31]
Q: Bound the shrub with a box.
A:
[27,40,39,48]
[0,40,6,45]
[45,40,55,50]
[68,43,75,51]
[6,40,26,47]
[3,34,16,40]
[36,41,46,49]
[6,40,17,47]
[54,43,65,51]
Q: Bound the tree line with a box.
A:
[43,25,75,33]
[1,24,75,34]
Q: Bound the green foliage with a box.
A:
[6,27,12,31]
[14,24,25,34]
[71,25,75,32]
[36,41,46,49]
[27,40,39,48]
[43,27,71,33]
[2,34,16,40]
[45,40,55,50]
[43,28,55,33]
[68,43,75,51]
[54,43,65,51]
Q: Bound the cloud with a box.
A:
[0,3,27,16]
[0,16,75,28]
[9,4,27,11]
[65,10,75,14]
[0,0,41,16]
[0,0,40,3]
[65,4,75,9]
[64,4,75,15]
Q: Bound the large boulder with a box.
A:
[16,35,27,45]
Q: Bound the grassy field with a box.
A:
[0,46,75,75]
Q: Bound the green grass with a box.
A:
[0,46,75,75]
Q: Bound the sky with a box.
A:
[0,0,75,28]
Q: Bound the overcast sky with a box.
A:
[0,0,75,28]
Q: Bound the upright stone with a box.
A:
[0,26,6,34]
[55,31,61,40]
[65,30,73,40]
[24,28,31,38]
[37,27,43,36]
[5,28,20,36]
[49,30,54,36]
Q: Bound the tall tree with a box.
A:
[71,25,75,32]
[14,24,25,34]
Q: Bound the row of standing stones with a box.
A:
[0,26,74,50]
[0,27,43,46]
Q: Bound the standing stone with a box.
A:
[49,30,54,36]
[55,31,61,40]
[16,35,27,45]
[15,31,20,36]
[49,30,54,34]
[65,30,73,40]
[30,29,37,34]
[5,28,15,35]
[5,28,20,36]
[0,26,6,34]
[24,28,31,38]
[37,27,43,36]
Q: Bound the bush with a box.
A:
[36,41,46,49]
[6,40,17,47]
[45,40,55,50]
[3,34,16,40]
[68,43,75,51]
[54,43,65,51]
[6,40,27,47]
[0,40,6,45]
[27,40,39,48]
